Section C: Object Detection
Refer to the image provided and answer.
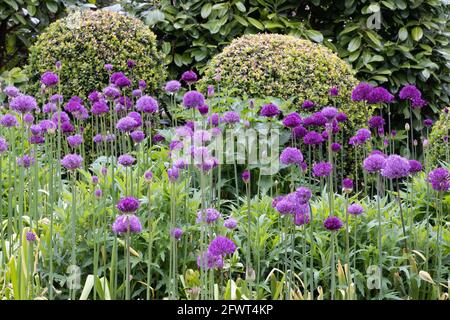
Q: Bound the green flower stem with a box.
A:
[146,181,153,300]
[395,179,408,251]
[330,231,335,300]
[376,174,383,299]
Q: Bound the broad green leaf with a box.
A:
[398,27,408,41]
[235,2,246,12]
[161,42,171,55]
[234,15,248,27]
[247,17,264,31]
[411,26,423,41]
[46,1,58,14]
[348,37,361,52]
[305,29,324,43]
[365,31,382,47]
[200,3,212,18]
[145,9,165,26]
[80,275,95,300]
[5,0,18,11]
[368,3,380,13]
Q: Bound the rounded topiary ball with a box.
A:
[427,109,449,166]
[26,9,166,98]
[199,33,368,177]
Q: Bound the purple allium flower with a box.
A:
[208,113,220,126]
[175,126,193,138]
[329,87,339,96]
[197,251,224,270]
[51,111,70,124]
[183,90,205,109]
[399,84,421,101]
[368,116,385,129]
[91,175,99,185]
[275,197,295,215]
[26,231,37,242]
[23,113,34,124]
[224,218,238,230]
[39,120,56,133]
[197,208,221,224]
[168,167,179,182]
[17,154,35,168]
[55,60,62,69]
[348,204,364,215]
[331,142,341,152]
[423,119,433,127]
[169,140,184,151]
[130,130,145,143]
[67,134,83,148]
[144,170,153,182]
[134,90,143,99]
[312,161,333,177]
[93,134,104,143]
[303,131,324,145]
[207,85,214,97]
[408,160,422,174]
[10,95,37,113]
[104,64,113,71]
[280,147,303,165]
[64,97,83,113]
[116,197,140,213]
[342,178,353,192]
[40,71,59,87]
[42,102,57,114]
[173,158,189,169]
[294,210,310,226]
[381,155,410,179]
[116,116,138,132]
[367,87,394,104]
[0,137,8,153]
[136,95,158,113]
[323,216,343,231]
[222,111,240,124]
[321,107,338,120]
[271,195,284,208]
[260,103,280,118]
[197,104,209,116]
[112,214,142,234]
[302,100,315,109]
[50,94,63,104]
[303,112,327,127]
[127,59,136,68]
[114,76,131,88]
[427,167,450,192]
[363,154,385,173]
[152,133,165,143]
[181,70,198,84]
[138,80,146,89]
[61,154,82,170]
[88,91,101,102]
[94,189,102,198]
[103,86,121,99]
[292,125,308,140]
[61,121,74,134]
[296,187,312,204]
[241,170,250,184]
[208,236,236,257]
[282,112,302,128]
[91,101,109,116]
[355,128,371,144]
[118,154,136,167]
[165,80,181,93]
[351,82,373,102]
[3,85,20,97]
[29,135,45,145]
[171,228,183,240]
[411,97,427,109]
[336,112,348,123]
[193,130,212,144]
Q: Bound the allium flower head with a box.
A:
[208,236,237,257]
[207,85,214,97]
[181,70,198,84]
[0,137,8,153]
[94,189,103,198]
[302,100,315,109]
[275,198,295,215]
[127,59,136,68]
[116,116,138,132]
[329,87,339,96]
[17,155,35,168]
[331,142,341,152]
[136,95,158,113]
[222,111,240,124]
[171,228,183,240]
[348,204,364,215]
[104,64,113,71]
[103,86,121,99]
[43,102,57,114]
[368,116,385,129]
[296,187,312,204]
[411,97,427,109]
[303,131,324,145]
[183,90,205,109]
[321,106,338,120]
[197,251,223,270]
[10,95,37,113]
[423,119,433,127]
[381,155,410,179]
[312,161,333,177]
[114,76,131,88]
[242,170,250,183]
[197,104,209,115]
[323,216,343,231]
[356,128,371,144]
[342,178,353,192]
[351,82,373,102]
[91,101,109,115]
[363,154,385,173]
[61,154,83,170]
[116,197,140,213]
[131,130,145,143]
[67,134,83,148]
[224,218,238,230]
[26,231,37,242]
[260,103,280,118]
[168,167,179,182]
[399,84,421,101]
[292,125,308,140]
[408,160,422,174]
[427,167,450,192]
[118,154,136,167]
[294,210,310,226]
[197,208,221,224]
[280,147,303,165]
[4,85,20,97]
[336,112,348,123]
[208,113,220,126]
[282,112,302,128]
[40,71,59,87]
[367,87,394,104]
[144,170,153,182]
[112,214,142,234]
[165,80,181,93]
[23,113,34,124]
[304,112,327,127]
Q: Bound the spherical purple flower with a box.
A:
[127,59,136,69]
[348,204,364,215]
[165,80,182,93]
[222,111,240,124]
[104,64,113,71]
[302,100,315,109]
[292,125,308,140]
[118,154,136,167]
[144,170,153,182]
[17,154,35,168]
[303,131,324,145]
[399,84,421,101]
[26,231,37,242]
[368,116,385,129]
[64,98,83,113]
[272,195,284,208]
[10,95,37,113]
[323,216,343,231]
[208,236,236,257]
[116,116,138,132]
[411,97,427,109]
[197,251,223,270]
[168,167,179,182]
[329,87,339,96]
[197,208,221,224]
[280,147,303,165]
[88,91,101,102]
[39,120,56,133]
[342,178,353,192]
[367,87,394,104]
[423,119,433,127]
[61,121,74,134]
[282,112,302,128]
[112,214,142,234]
[260,103,280,118]
[93,134,104,143]
[94,189,103,198]
[351,82,373,102]
[171,228,183,240]
[91,101,109,116]
[381,155,410,179]
[3,85,20,97]
[296,187,312,204]
[103,86,121,99]
[29,135,45,145]
[242,170,250,183]
[275,198,295,215]
[331,142,341,152]
[181,70,198,84]
[196,104,208,116]
[363,154,385,173]
[61,154,82,170]
[336,112,348,123]
[50,94,63,104]
[427,167,450,192]
[67,134,83,148]
[312,161,333,177]
[207,85,214,97]
[183,90,205,109]
[116,197,140,213]
[130,130,145,143]
[294,211,310,226]
[224,218,238,230]
[208,113,220,126]
[42,102,57,114]
[303,112,327,127]
[152,133,165,143]
[138,80,146,89]
[136,95,158,113]
[40,71,59,87]
[408,160,422,175]
[321,107,338,120]
[114,76,131,88]
[0,137,8,153]
[23,113,34,124]
[355,128,371,144]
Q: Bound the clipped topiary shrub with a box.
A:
[26,9,166,98]
[199,33,369,177]
[427,109,449,166]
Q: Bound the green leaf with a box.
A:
[398,27,408,41]
[368,3,380,13]
[411,26,423,41]
[247,17,265,31]
[235,2,246,12]
[46,1,58,14]
[161,42,171,55]
[4,0,18,11]
[365,31,382,47]
[305,29,324,43]
[348,36,361,52]
[234,15,248,27]
[145,9,165,26]
[174,53,183,67]
[200,3,212,19]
